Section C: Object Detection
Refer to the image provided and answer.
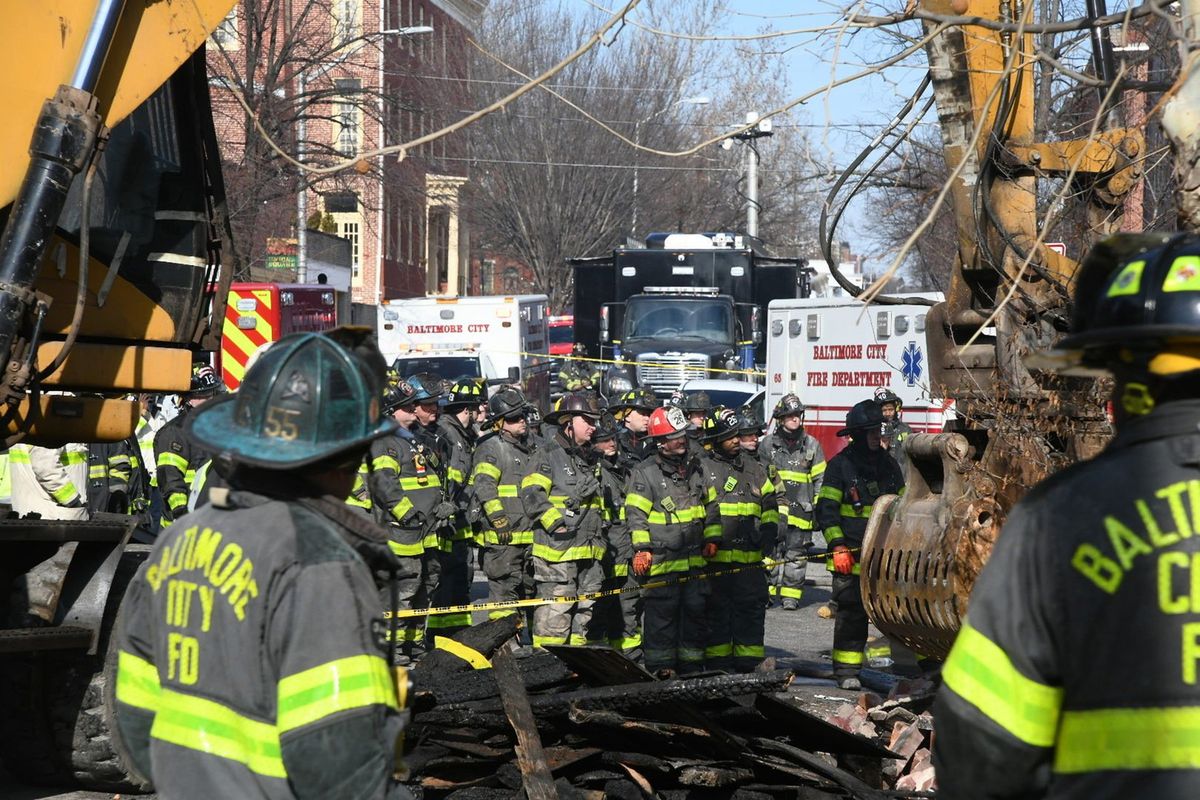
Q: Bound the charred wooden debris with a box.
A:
[401,618,938,799]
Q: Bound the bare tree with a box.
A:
[208,0,403,277]
[465,0,828,310]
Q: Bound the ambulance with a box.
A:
[764,294,952,456]
[377,294,553,410]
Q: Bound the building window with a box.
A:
[332,0,361,44]
[212,8,238,49]
[430,206,450,293]
[333,78,362,157]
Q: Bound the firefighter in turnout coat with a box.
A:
[592,413,642,659]
[470,387,537,621]
[935,233,1200,799]
[626,406,710,674]
[815,399,904,690]
[521,393,607,647]
[700,407,779,672]
[429,378,486,637]
[364,376,451,663]
[760,394,826,610]
[114,330,408,798]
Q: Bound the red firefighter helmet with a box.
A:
[647,406,689,440]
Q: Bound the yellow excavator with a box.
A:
[861,1,1145,658]
[0,1,236,789]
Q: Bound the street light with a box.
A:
[296,25,434,283]
[722,111,773,238]
[630,95,710,239]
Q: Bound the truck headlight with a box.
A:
[607,373,633,394]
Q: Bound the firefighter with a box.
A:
[429,378,486,638]
[114,330,407,797]
[815,399,904,689]
[626,406,709,674]
[154,365,221,526]
[760,394,826,611]
[87,440,133,515]
[700,407,779,672]
[592,413,642,659]
[364,375,451,663]
[610,388,658,470]
[932,233,1200,798]
[682,391,712,462]
[470,387,537,622]
[134,394,164,531]
[10,441,90,521]
[874,387,913,474]
[558,342,601,391]
[521,393,607,646]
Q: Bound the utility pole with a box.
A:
[1164,0,1200,229]
[727,111,772,238]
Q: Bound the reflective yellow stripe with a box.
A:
[734,644,765,658]
[839,504,873,518]
[472,461,502,480]
[390,497,413,522]
[61,451,87,466]
[152,688,285,778]
[1055,706,1200,773]
[497,485,519,497]
[388,539,425,557]
[399,475,441,490]
[942,620,1062,747]
[708,549,764,564]
[276,654,397,734]
[539,508,563,530]
[705,643,733,657]
[647,557,690,574]
[777,469,811,483]
[158,452,189,471]
[703,524,722,539]
[832,648,865,665]
[116,650,161,711]
[483,499,503,515]
[787,516,814,530]
[532,543,607,562]
[483,529,534,545]
[631,529,651,546]
[818,485,842,502]
[522,472,553,491]
[644,506,705,524]
[89,465,108,479]
[811,461,826,476]
[433,636,491,669]
[372,455,400,472]
[446,467,465,485]
[8,447,30,464]
[625,493,653,513]
[51,483,80,504]
[717,501,762,517]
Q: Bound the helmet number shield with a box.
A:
[264,406,301,441]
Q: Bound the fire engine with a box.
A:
[220,282,339,390]
[764,294,951,456]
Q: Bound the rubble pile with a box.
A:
[824,679,938,793]
[403,619,937,799]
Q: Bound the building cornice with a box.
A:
[432,0,488,33]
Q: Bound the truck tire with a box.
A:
[0,545,153,792]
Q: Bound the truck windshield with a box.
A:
[392,357,481,382]
[549,325,573,345]
[625,297,732,344]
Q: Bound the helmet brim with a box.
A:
[836,424,876,437]
[545,409,602,425]
[187,394,398,470]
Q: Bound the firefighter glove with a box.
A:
[573,474,600,502]
[702,542,719,559]
[433,501,457,522]
[632,550,653,576]
[491,515,512,544]
[832,546,855,575]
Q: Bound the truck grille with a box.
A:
[635,353,709,394]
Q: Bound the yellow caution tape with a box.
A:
[387,550,846,619]
[433,636,492,669]
[500,349,767,379]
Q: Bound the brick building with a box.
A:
[207,0,483,305]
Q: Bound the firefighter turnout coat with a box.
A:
[114,489,404,798]
[934,400,1200,799]
[521,433,606,564]
[10,443,89,521]
[155,408,213,524]
[470,431,535,546]
[760,430,826,536]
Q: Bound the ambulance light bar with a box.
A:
[643,286,720,296]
